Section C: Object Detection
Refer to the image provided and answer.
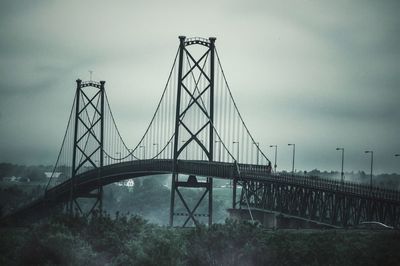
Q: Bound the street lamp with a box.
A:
[215,140,222,161]
[128,149,133,161]
[116,152,121,161]
[233,141,239,163]
[365,150,373,188]
[288,144,295,174]
[153,143,159,158]
[139,145,145,159]
[181,140,188,159]
[254,142,260,165]
[200,140,204,161]
[336,148,344,183]
[269,145,277,173]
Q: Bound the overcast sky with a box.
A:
[0,0,399,173]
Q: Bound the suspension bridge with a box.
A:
[2,36,400,228]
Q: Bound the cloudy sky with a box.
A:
[0,0,399,173]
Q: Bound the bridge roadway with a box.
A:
[2,159,400,227]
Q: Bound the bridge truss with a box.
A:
[237,171,400,228]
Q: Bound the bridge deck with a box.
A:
[2,159,400,226]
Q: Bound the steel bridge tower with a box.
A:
[170,36,216,227]
[69,79,105,215]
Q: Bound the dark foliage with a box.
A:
[1,214,400,266]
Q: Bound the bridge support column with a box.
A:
[232,178,237,209]
[69,79,105,216]
[169,173,177,227]
[208,177,213,225]
[170,174,213,227]
[170,36,216,227]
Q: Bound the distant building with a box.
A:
[126,179,135,187]
[3,176,18,182]
[115,179,135,187]
[44,172,63,179]
[2,176,30,182]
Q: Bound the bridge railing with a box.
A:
[45,159,174,197]
[94,159,174,179]
[177,160,235,179]
[238,163,270,175]
[45,159,400,205]
[291,173,400,201]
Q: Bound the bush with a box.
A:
[18,221,98,266]
[1,214,400,266]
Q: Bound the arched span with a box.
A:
[1,160,243,225]
[47,159,239,202]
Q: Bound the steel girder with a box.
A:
[238,179,400,228]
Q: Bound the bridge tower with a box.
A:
[69,79,105,215]
[170,36,216,227]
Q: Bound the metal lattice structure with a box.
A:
[236,171,400,227]
[170,36,216,227]
[69,80,105,215]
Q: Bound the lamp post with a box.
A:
[215,140,222,161]
[288,144,295,174]
[139,145,145,159]
[153,143,159,158]
[199,140,204,160]
[128,149,133,161]
[336,148,344,183]
[269,145,277,173]
[254,142,260,165]
[233,141,239,163]
[365,150,373,188]
[116,152,121,161]
[181,140,187,159]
